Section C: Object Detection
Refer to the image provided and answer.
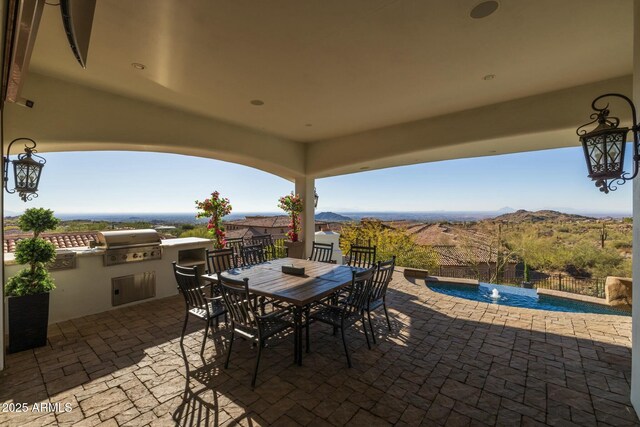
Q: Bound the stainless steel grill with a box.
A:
[96,229,162,266]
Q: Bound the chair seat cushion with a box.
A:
[310,306,359,327]
[189,299,226,320]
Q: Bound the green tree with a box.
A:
[339,220,437,271]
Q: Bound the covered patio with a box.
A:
[1,269,635,426]
[2,0,640,424]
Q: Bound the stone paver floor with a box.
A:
[1,268,637,426]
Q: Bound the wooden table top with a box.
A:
[202,258,356,306]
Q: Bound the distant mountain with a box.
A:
[315,212,352,222]
[492,209,595,223]
[496,206,516,213]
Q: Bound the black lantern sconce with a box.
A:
[314,187,319,208]
[3,138,46,202]
[576,93,639,193]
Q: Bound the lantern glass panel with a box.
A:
[581,128,628,180]
[12,157,43,194]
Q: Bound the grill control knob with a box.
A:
[143,252,148,257]
[132,253,139,259]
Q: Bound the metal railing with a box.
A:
[433,269,607,298]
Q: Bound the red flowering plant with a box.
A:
[278,193,304,242]
[195,191,232,249]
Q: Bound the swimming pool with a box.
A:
[427,282,630,316]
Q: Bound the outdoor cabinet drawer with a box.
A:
[112,271,156,306]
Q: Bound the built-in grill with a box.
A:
[96,229,162,266]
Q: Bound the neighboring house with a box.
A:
[224,216,328,241]
[386,222,517,279]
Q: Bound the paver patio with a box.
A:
[0,268,636,426]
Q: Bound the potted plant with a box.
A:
[196,191,232,249]
[5,208,60,353]
[278,192,304,259]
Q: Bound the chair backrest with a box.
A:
[241,243,266,266]
[218,275,258,332]
[342,266,376,318]
[206,248,237,275]
[371,256,396,302]
[248,235,275,259]
[347,244,377,268]
[225,237,244,265]
[309,242,334,263]
[173,262,208,311]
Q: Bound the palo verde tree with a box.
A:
[5,208,60,296]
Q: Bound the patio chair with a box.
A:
[241,243,266,266]
[346,244,377,268]
[218,275,293,388]
[225,238,244,266]
[205,248,237,275]
[366,256,396,343]
[248,234,277,260]
[306,266,376,368]
[173,262,227,358]
[308,242,334,263]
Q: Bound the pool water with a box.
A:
[427,282,630,316]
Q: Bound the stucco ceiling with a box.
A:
[29,0,633,143]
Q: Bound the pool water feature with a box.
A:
[427,282,630,316]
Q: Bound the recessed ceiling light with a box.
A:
[483,74,495,80]
[305,124,312,127]
[250,99,264,106]
[470,1,499,19]
[131,63,146,70]
[360,166,370,170]
[489,150,497,153]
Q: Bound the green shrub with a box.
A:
[6,208,59,297]
[5,266,55,296]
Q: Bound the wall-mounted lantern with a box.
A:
[4,138,46,202]
[576,93,639,193]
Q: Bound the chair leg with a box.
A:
[252,340,263,389]
[224,331,235,369]
[305,309,310,353]
[340,327,352,368]
[367,309,376,345]
[180,312,189,347]
[383,301,392,331]
[362,316,371,350]
[200,319,210,358]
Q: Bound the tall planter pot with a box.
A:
[8,292,50,353]
[284,241,304,259]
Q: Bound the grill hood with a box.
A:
[96,229,161,249]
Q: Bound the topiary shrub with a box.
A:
[5,208,60,297]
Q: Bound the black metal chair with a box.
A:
[173,262,227,358]
[225,238,244,266]
[205,248,237,275]
[306,266,376,368]
[248,235,276,260]
[218,275,293,388]
[346,244,377,268]
[241,243,266,266]
[308,242,334,263]
[366,257,396,343]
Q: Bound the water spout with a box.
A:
[491,288,500,299]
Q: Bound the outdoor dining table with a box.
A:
[201,257,356,366]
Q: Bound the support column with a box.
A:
[631,0,640,416]
[295,176,315,258]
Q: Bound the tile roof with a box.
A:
[225,215,328,229]
[4,232,99,253]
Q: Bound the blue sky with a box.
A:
[3,146,632,215]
